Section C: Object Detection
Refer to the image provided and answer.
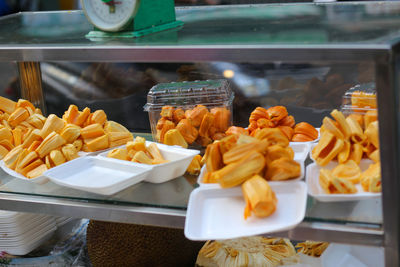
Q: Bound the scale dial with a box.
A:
[82,0,139,32]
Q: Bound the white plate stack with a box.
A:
[0,210,56,255]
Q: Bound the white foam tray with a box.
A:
[0,161,48,184]
[0,215,54,236]
[306,161,381,202]
[98,141,200,184]
[0,224,56,255]
[0,217,55,243]
[184,181,307,241]
[45,156,152,195]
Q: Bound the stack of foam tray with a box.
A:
[0,210,57,255]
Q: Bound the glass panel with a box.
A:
[0,60,381,226]
[0,3,399,46]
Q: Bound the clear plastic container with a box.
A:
[340,83,377,115]
[144,80,234,147]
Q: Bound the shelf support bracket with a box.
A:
[17,62,46,115]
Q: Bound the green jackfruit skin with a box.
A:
[87,220,204,267]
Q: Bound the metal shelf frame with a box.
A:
[0,3,398,265]
[0,192,384,247]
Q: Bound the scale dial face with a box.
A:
[82,0,139,32]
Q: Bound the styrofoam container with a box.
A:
[184,181,307,241]
[0,161,48,184]
[98,141,200,184]
[0,215,54,236]
[44,156,153,195]
[0,224,56,255]
[306,162,381,202]
[0,218,55,243]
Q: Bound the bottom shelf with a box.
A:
[0,192,383,247]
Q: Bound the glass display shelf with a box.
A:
[0,2,400,61]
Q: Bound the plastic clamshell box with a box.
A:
[98,141,200,184]
[184,181,307,241]
[306,161,381,202]
[197,142,310,187]
[144,79,234,144]
[44,157,153,195]
[340,83,377,115]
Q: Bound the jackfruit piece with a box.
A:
[0,127,12,143]
[27,140,41,152]
[264,145,294,165]
[81,123,105,139]
[3,145,24,170]
[175,119,198,144]
[60,124,81,143]
[108,132,133,147]
[86,134,109,152]
[73,107,91,126]
[90,110,107,126]
[132,151,153,165]
[332,160,361,184]
[61,144,79,161]
[265,158,301,181]
[0,96,16,114]
[40,114,65,138]
[8,107,29,128]
[0,139,14,151]
[107,148,129,161]
[73,139,83,152]
[0,145,9,160]
[205,142,223,173]
[242,174,277,219]
[104,121,130,133]
[126,136,146,152]
[160,106,174,120]
[186,155,202,175]
[35,131,66,158]
[12,128,22,146]
[216,152,265,188]
[199,113,215,137]
[163,129,188,148]
[223,140,269,165]
[22,128,42,148]
[146,143,164,162]
[26,164,47,179]
[210,107,231,132]
[158,120,175,144]
[16,151,39,172]
[173,108,185,124]
[49,150,66,166]
[63,105,79,124]
[16,99,35,111]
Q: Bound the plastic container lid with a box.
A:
[341,83,377,114]
[144,79,234,111]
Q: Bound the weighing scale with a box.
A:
[81,0,183,38]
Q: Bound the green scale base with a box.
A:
[86,21,184,38]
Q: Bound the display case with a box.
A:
[0,1,398,265]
